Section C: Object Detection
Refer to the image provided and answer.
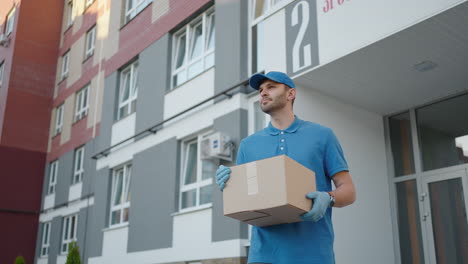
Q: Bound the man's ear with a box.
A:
[288,88,296,101]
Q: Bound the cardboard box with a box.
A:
[223,155,316,227]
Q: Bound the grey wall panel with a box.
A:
[47,216,61,264]
[55,150,73,207]
[96,72,118,152]
[41,164,50,210]
[81,205,94,264]
[212,109,249,242]
[87,168,111,258]
[77,207,90,263]
[34,223,43,263]
[214,0,249,95]
[127,137,179,252]
[82,139,97,197]
[135,34,169,134]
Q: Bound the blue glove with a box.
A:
[300,191,331,222]
[215,165,231,191]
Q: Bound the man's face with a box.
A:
[258,80,291,114]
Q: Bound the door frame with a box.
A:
[420,167,468,264]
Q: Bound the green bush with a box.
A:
[65,242,81,264]
[14,256,25,264]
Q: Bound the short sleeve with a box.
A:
[324,129,349,178]
[236,140,247,165]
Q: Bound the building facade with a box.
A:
[27,0,468,264]
[0,0,64,263]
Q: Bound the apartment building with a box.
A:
[0,0,64,263]
[30,0,468,264]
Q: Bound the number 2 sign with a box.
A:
[286,0,320,76]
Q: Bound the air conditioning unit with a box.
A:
[201,132,233,161]
[0,34,9,47]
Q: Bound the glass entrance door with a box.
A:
[421,169,468,264]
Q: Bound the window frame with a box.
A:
[171,8,215,89]
[40,222,51,257]
[117,61,138,120]
[61,214,78,254]
[5,7,16,36]
[55,104,64,135]
[85,0,95,8]
[247,93,270,135]
[72,146,85,184]
[48,160,59,195]
[66,0,74,28]
[84,25,96,59]
[109,163,132,227]
[0,61,4,88]
[124,0,153,24]
[249,0,292,75]
[61,51,70,80]
[74,84,90,122]
[179,132,217,212]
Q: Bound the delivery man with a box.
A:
[215,71,356,264]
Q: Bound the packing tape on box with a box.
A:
[246,162,258,195]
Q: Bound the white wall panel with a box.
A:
[102,226,129,257]
[111,113,136,146]
[43,194,55,210]
[68,182,82,202]
[164,69,215,120]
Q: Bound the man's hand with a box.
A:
[215,165,231,191]
[300,191,331,222]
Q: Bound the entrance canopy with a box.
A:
[295,2,468,116]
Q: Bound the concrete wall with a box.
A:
[87,167,111,258]
[211,109,249,242]
[82,139,97,197]
[47,217,62,264]
[55,150,73,206]
[135,34,169,134]
[295,86,395,263]
[97,72,118,152]
[127,137,180,252]
[214,0,249,94]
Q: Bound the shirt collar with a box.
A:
[266,115,303,135]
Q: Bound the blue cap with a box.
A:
[249,71,296,90]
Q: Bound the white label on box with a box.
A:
[246,163,259,195]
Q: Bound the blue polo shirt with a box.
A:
[236,116,349,264]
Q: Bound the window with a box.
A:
[124,0,152,23]
[72,146,84,184]
[85,0,94,8]
[416,92,468,171]
[0,62,4,88]
[61,214,78,254]
[66,0,74,27]
[250,0,288,74]
[110,164,132,226]
[74,84,89,121]
[251,99,269,134]
[179,135,217,210]
[252,0,287,20]
[395,180,425,263]
[117,61,138,120]
[389,112,415,177]
[61,51,70,80]
[55,104,64,135]
[85,26,96,59]
[5,7,16,35]
[40,222,51,257]
[172,9,215,88]
[48,161,59,195]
